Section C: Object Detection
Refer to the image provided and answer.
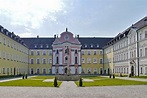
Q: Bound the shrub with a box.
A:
[22,75,24,79]
[109,74,111,78]
[113,74,115,79]
[54,77,58,87]
[79,78,83,87]
[120,73,122,77]
[25,74,27,79]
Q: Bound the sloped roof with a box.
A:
[22,37,55,49]
[78,37,113,49]
[22,37,113,49]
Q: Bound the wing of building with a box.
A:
[0,16,147,76]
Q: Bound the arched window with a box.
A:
[75,57,78,64]
[56,50,59,54]
[56,56,59,64]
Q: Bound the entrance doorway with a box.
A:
[131,66,134,76]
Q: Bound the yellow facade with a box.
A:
[104,45,114,74]
[29,49,52,74]
[0,32,28,76]
[81,49,104,74]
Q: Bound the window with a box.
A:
[46,44,49,48]
[91,44,93,48]
[141,67,143,74]
[75,50,78,54]
[34,45,37,48]
[3,68,5,74]
[49,50,52,55]
[49,58,52,64]
[81,50,84,55]
[140,49,143,57]
[0,50,1,58]
[145,31,147,38]
[42,58,46,64]
[100,50,103,54]
[100,58,103,64]
[97,44,99,48]
[8,53,10,60]
[8,40,10,46]
[87,68,91,74]
[134,35,136,42]
[56,50,59,54]
[87,51,91,55]
[30,58,34,64]
[40,44,43,48]
[145,48,147,56]
[43,51,46,55]
[93,58,97,63]
[4,38,6,45]
[82,58,85,63]
[140,33,142,40]
[85,44,87,48]
[0,36,2,43]
[75,57,78,64]
[87,58,91,63]
[36,58,40,64]
[56,56,59,64]
[134,50,136,58]
[37,51,40,55]
[3,52,6,59]
[31,51,34,55]
[94,51,97,55]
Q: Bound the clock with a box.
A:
[64,35,69,41]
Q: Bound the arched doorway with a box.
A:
[131,66,134,76]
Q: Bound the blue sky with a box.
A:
[0,0,146,37]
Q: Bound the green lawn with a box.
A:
[0,76,61,87]
[75,76,147,87]
[131,76,147,78]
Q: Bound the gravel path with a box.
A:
[0,81,147,98]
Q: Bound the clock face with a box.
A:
[64,35,69,41]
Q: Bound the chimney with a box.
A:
[37,35,39,38]
[77,35,79,38]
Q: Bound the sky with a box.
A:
[0,0,147,38]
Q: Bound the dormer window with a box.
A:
[6,31,9,35]
[46,44,49,48]
[1,28,3,32]
[97,44,99,48]
[85,44,87,48]
[34,45,37,48]
[91,44,93,48]
[40,44,43,48]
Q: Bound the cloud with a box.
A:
[0,0,65,29]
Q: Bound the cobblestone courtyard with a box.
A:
[0,81,147,98]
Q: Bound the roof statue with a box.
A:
[66,28,68,32]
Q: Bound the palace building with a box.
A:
[0,16,147,76]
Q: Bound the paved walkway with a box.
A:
[0,77,147,98]
[0,81,147,98]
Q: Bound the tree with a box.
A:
[79,78,83,87]
[54,77,58,87]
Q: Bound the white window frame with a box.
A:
[87,58,91,63]
[42,58,46,64]
[82,58,85,63]
[93,58,97,64]
[36,58,40,64]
